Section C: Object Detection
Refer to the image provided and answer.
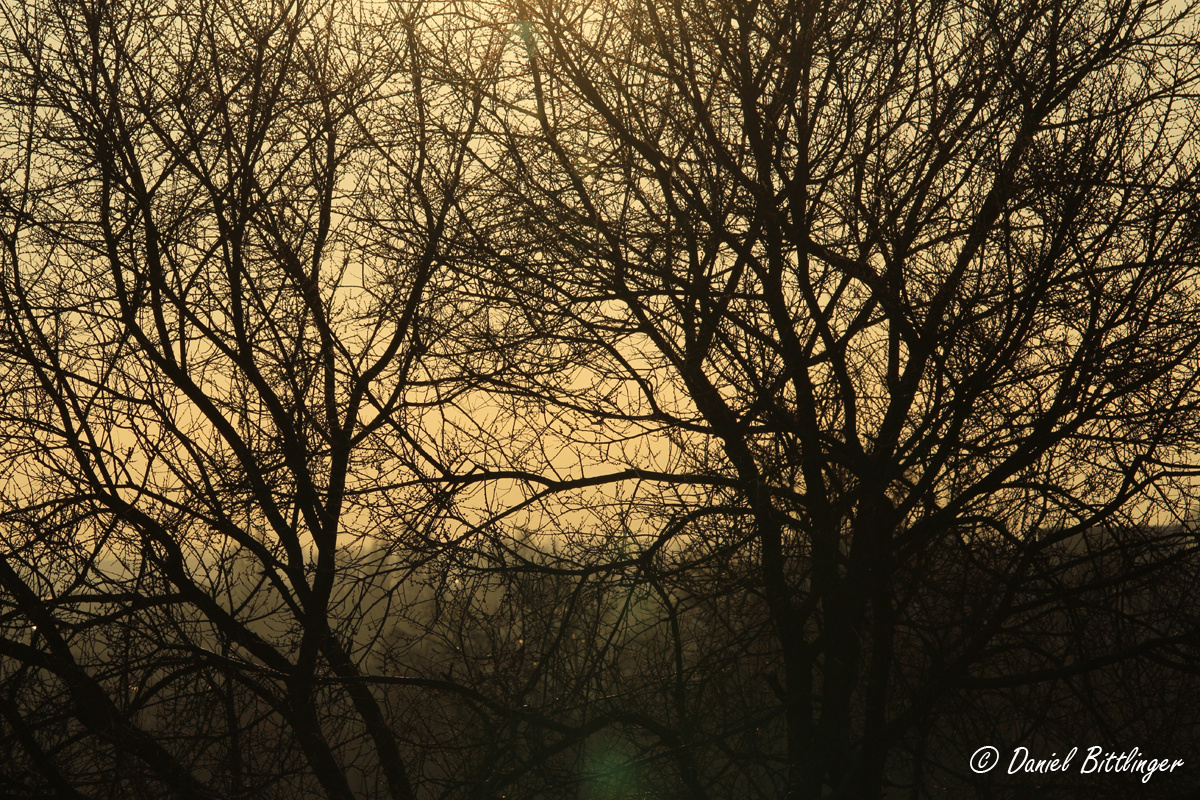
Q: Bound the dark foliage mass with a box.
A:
[2,0,1200,798]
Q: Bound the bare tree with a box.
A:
[0,0,494,796]
[443,0,1200,797]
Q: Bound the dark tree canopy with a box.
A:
[1,0,1200,798]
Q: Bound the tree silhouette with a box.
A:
[449,0,1200,796]
[0,0,479,796]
